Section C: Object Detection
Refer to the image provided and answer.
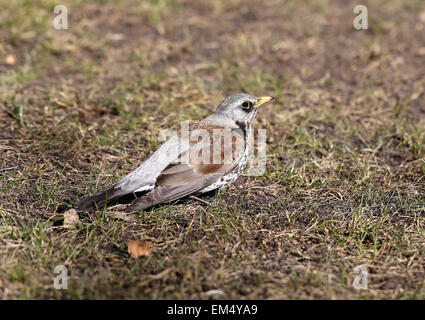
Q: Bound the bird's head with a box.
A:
[212,93,274,125]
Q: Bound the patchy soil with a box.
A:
[0,0,425,299]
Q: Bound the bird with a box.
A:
[77,93,274,213]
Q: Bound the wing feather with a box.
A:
[77,121,245,212]
[126,126,246,212]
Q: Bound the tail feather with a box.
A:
[77,184,126,212]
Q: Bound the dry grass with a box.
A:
[1,0,425,299]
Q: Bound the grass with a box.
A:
[0,0,425,299]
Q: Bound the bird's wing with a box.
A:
[77,122,224,211]
[115,121,242,192]
[114,134,187,192]
[124,164,224,212]
[125,126,246,212]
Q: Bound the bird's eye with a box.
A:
[241,101,253,109]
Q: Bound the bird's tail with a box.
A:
[77,184,125,212]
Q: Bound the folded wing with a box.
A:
[125,125,246,212]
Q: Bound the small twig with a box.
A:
[189,195,211,206]
[0,166,17,172]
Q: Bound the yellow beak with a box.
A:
[254,96,275,108]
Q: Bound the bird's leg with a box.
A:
[189,195,211,206]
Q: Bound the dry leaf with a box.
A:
[107,33,125,41]
[128,240,152,258]
[63,208,80,228]
[5,54,16,65]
